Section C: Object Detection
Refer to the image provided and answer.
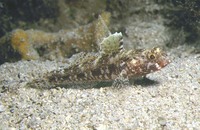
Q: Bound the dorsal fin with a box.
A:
[99,32,124,55]
[94,12,124,55]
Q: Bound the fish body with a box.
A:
[47,47,170,85]
[43,32,170,87]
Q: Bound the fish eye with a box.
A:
[148,54,156,60]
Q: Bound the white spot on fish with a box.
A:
[130,59,137,65]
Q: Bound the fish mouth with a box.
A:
[159,58,171,69]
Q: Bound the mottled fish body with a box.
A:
[43,32,170,87]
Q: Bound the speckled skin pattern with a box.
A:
[41,32,170,87]
[29,33,170,87]
[46,47,170,85]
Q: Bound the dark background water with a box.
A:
[0,0,200,64]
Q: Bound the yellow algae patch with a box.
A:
[11,29,31,60]
[10,29,39,60]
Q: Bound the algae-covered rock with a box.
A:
[0,12,111,64]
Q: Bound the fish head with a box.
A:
[126,47,170,77]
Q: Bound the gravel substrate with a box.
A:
[0,53,200,129]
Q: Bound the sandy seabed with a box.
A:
[0,52,200,129]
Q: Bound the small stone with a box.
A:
[10,108,15,113]
[158,117,167,126]
[0,104,5,112]
[96,124,108,130]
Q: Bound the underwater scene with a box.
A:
[0,0,200,129]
